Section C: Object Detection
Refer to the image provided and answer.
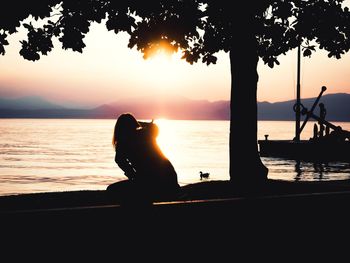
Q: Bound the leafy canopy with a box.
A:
[1,0,349,67]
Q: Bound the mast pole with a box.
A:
[295,44,301,141]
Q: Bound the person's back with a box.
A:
[111,114,180,200]
[137,126,179,189]
[129,123,178,186]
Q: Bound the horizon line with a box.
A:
[1,91,349,109]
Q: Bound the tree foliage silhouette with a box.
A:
[1,0,350,184]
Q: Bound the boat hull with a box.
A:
[258,139,350,162]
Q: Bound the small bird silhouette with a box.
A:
[199,171,210,180]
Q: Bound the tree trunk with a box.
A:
[229,28,268,185]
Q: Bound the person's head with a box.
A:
[112,113,141,148]
[319,103,324,108]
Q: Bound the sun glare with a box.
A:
[144,39,177,58]
[154,119,176,160]
[149,50,173,64]
[146,42,183,63]
[141,45,186,89]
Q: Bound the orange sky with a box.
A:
[1,3,350,108]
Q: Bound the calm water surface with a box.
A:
[1,119,350,196]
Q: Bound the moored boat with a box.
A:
[259,138,350,162]
[258,46,350,163]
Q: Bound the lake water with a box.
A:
[1,118,350,196]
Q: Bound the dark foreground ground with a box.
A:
[2,179,350,258]
[2,178,350,212]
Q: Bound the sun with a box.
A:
[146,40,183,65]
[143,39,178,58]
[148,49,173,65]
[140,44,186,89]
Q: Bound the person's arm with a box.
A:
[139,120,159,139]
[115,147,136,180]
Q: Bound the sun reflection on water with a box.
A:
[154,118,177,161]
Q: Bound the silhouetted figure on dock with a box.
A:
[318,103,327,138]
[312,123,318,141]
[107,113,180,203]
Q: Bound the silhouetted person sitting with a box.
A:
[311,123,318,141]
[107,113,180,203]
[318,103,327,138]
[325,126,347,143]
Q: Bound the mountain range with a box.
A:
[0,93,349,121]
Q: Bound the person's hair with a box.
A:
[112,113,141,148]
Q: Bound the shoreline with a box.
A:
[2,178,350,213]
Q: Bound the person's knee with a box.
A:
[106,180,130,192]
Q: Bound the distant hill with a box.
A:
[258,93,350,122]
[0,93,349,121]
[106,95,229,120]
[0,96,65,110]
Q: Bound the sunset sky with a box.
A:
[1,2,350,108]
